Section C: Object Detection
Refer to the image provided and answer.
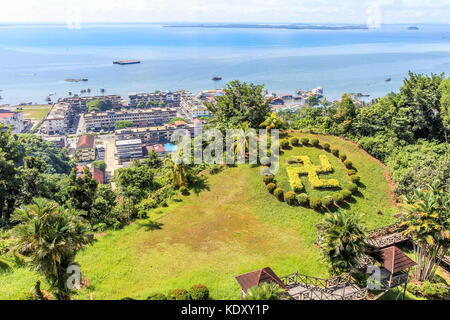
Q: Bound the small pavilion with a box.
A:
[235,267,287,298]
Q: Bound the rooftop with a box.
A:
[116,138,142,146]
[0,112,14,119]
[77,135,95,149]
[371,246,416,274]
[235,267,286,294]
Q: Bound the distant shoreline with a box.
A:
[163,24,368,30]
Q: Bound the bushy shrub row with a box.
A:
[280,139,290,149]
[162,284,210,300]
[290,137,299,146]
[286,167,304,193]
[285,191,297,206]
[262,173,274,185]
[274,188,284,201]
[266,182,277,193]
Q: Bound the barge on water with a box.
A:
[113,60,141,65]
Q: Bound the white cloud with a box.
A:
[0,0,448,23]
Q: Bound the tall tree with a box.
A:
[61,168,98,218]
[206,80,271,129]
[0,124,25,222]
[318,211,367,275]
[11,198,93,300]
[400,181,449,281]
[438,77,450,143]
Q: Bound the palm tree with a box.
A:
[400,181,449,281]
[318,211,367,275]
[244,282,288,300]
[11,198,93,300]
[230,122,256,162]
[164,158,189,188]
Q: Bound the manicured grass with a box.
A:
[15,105,52,120]
[0,133,397,300]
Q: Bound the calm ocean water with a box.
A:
[0,23,450,105]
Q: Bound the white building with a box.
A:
[0,112,25,133]
[43,104,68,134]
[115,138,143,163]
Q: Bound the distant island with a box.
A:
[163,23,368,30]
[407,26,420,30]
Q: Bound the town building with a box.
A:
[84,107,177,132]
[42,135,67,148]
[128,90,190,108]
[76,134,96,162]
[76,165,104,184]
[57,95,123,113]
[115,138,143,163]
[0,111,26,133]
[115,120,197,145]
[42,104,69,134]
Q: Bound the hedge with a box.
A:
[309,197,322,210]
[349,174,360,184]
[262,174,274,184]
[189,284,210,300]
[339,153,347,161]
[347,183,358,193]
[280,139,290,149]
[344,159,353,168]
[146,293,167,300]
[332,192,344,204]
[347,169,357,176]
[300,137,309,145]
[311,138,320,147]
[285,191,297,206]
[167,289,191,300]
[323,143,330,151]
[266,183,277,194]
[290,137,299,146]
[297,193,309,206]
[331,147,339,156]
[274,188,284,201]
[322,196,334,209]
[286,167,304,192]
[341,189,353,200]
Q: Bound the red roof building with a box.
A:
[235,267,287,297]
[77,134,95,149]
[90,167,105,184]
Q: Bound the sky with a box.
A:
[0,0,449,25]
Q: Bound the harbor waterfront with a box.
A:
[1,23,450,106]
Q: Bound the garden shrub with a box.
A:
[146,293,167,300]
[266,183,277,194]
[179,186,189,195]
[274,188,284,201]
[262,174,274,185]
[347,169,357,176]
[309,197,322,210]
[286,167,304,192]
[331,147,339,156]
[285,191,297,206]
[280,139,290,149]
[344,159,353,168]
[189,284,210,300]
[339,153,347,161]
[332,192,344,204]
[341,189,353,200]
[323,143,330,151]
[168,288,191,300]
[420,281,449,299]
[297,193,309,206]
[260,156,270,166]
[311,138,320,147]
[346,183,358,193]
[349,174,361,184]
[290,137,299,146]
[322,196,334,209]
[406,283,420,296]
[286,156,298,164]
[287,156,338,190]
[300,137,309,145]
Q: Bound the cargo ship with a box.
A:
[113,60,141,65]
[212,76,222,81]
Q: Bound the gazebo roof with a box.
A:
[235,267,286,293]
[373,246,416,274]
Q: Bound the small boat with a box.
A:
[113,60,141,65]
[68,91,72,96]
[100,88,105,93]
[212,76,222,81]
[385,77,391,82]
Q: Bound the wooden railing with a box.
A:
[280,271,368,300]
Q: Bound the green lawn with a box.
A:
[0,133,398,300]
[15,105,52,120]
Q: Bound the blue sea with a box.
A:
[0,23,450,105]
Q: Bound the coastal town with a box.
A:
[0,85,328,184]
